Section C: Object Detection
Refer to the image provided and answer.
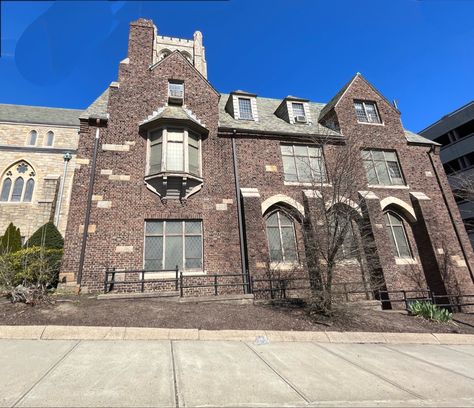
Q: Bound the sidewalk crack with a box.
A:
[170,341,180,408]
[12,340,81,407]
[245,342,311,404]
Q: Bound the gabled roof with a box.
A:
[404,129,441,146]
[231,90,257,97]
[149,50,219,97]
[319,73,400,121]
[140,105,208,134]
[80,88,110,120]
[218,93,343,139]
[0,103,81,127]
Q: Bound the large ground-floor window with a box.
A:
[144,220,203,271]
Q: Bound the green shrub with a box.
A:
[0,247,63,302]
[408,300,453,322]
[25,222,64,249]
[0,223,22,254]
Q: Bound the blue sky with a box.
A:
[1,0,473,132]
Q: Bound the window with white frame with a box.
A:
[292,102,305,118]
[148,128,201,176]
[144,220,203,271]
[238,97,253,120]
[27,130,37,146]
[265,210,298,263]
[385,211,412,258]
[0,161,35,203]
[362,149,404,186]
[354,101,381,124]
[45,131,54,147]
[281,144,326,183]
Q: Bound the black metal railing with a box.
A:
[103,266,179,293]
[179,272,250,297]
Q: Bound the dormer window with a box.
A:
[292,102,306,123]
[238,98,253,120]
[354,101,381,124]
[168,81,184,105]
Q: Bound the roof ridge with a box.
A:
[0,103,83,112]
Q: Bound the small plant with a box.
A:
[0,223,22,254]
[408,300,453,322]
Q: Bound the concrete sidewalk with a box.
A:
[1,325,474,344]
[2,338,474,407]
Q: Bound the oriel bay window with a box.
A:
[148,128,201,176]
[144,220,203,271]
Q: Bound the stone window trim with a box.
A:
[26,130,38,146]
[0,161,36,204]
[146,127,202,178]
[143,220,204,273]
[232,94,259,122]
[354,100,383,125]
[362,149,406,187]
[384,210,414,260]
[281,143,327,184]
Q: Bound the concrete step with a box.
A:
[97,291,179,301]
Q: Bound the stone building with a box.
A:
[0,105,81,241]
[17,18,471,302]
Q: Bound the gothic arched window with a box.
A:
[45,131,54,147]
[385,211,412,258]
[27,130,37,146]
[0,161,36,203]
[265,210,298,263]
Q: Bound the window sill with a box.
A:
[269,262,301,271]
[357,121,384,126]
[284,181,331,187]
[143,270,206,280]
[395,258,417,265]
[367,184,409,190]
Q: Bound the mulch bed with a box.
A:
[0,294,473,333]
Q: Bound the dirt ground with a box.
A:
[1,294,474,333]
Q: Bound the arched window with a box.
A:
[181,51,192,63]
[45,131,54,147]
[27,130,37,146]
[0,161,36,203]
[0,178,11,201]
[385,211,412,258]
[11,177,24,202]
[23,179,35,202]
[265,210,298,263]
[160,50,171,60]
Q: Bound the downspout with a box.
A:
[77,121,101,288]
[54,152,72,228]
[231,135,250,293]
[428,146,474,283]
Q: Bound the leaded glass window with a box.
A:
[0,161,36,203]
[238,98,253,120]
[281,144,326,183]
[0,178,11,202]
[385,212,412,258]
[292,102,305,117]
[265,211,298,263]
[354,101,381,123]
[144,220,203,271]
[362,150,405,186]
[11,177,24,202]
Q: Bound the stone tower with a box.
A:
[153,26,208,78]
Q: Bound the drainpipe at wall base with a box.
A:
[77,122,101,289]
[53,152,72,228]
[428,146,474,284]
[231,135,250,294]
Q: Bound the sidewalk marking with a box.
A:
[245,342,311,404]
[170,341,180,408]
[313,343,424,400]
[12,340,81,407]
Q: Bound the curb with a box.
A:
[0,325,473,344]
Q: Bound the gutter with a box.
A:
[428,146,474,284]
[218,127,346,143]
[77,121,102,288]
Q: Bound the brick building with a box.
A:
[0,105,81,240]
[39,18,473,301]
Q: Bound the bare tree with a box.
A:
[298,133,384,315]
